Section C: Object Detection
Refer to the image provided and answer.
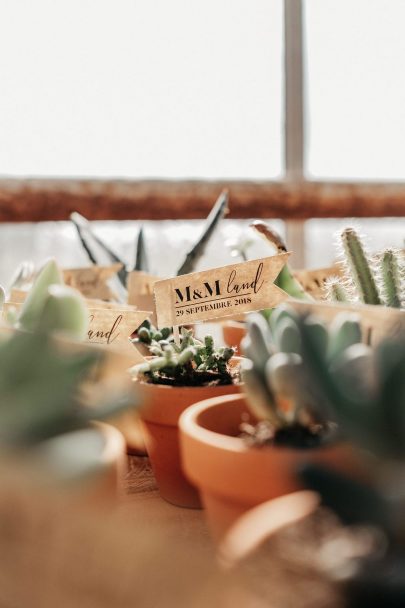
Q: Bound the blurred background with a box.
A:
[0,0,403,277]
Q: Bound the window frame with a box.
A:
[0,0,404,231]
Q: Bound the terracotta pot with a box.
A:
[222,321,246,352]
[180,393,361,540]
[137,359,242,508]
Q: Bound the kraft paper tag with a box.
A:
[154,254,290,328]
[8,290,137,313]
[63,264,122,301]
[9,288,28,303]
[287,299,405,345]
[127,271,160,324]
[293,264,344,301]
[86,308,151,362]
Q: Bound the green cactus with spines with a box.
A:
[130,324,238,387]
[326,277,350,303]
[341,227,382,305]
[379,248,403,309]
[329,227,404,309]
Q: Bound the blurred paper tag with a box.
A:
[293,263,344,301]
[288,299,405,345]
[9,288,27,303]
[127,271,159,324]
[63,264,122,300]
[154,254,290,328]
[86,308,151,362]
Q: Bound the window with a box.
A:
[0,0,283,179]
[305,0,405,180]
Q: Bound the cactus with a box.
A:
[379,248,403,309]
[241,306,365,447]
[129,324,237,387]
[341,227,382,305]
[326,277,349,303]
[329,227,405,309]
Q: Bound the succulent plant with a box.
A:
[0,329,133,448]
[10,259,88,340]
[327,227,404,308]
[241,306,364,447]
[129,324,237,387]
[70,190,228,287]
[297,314,405,461]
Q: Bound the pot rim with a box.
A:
[180,393,338,456]
[180,393,250,454]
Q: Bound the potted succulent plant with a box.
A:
[0,327,134,508]
[129,325,242,508]
[221,331,405,607]
[180,306,366,539]
[1,258,138,501]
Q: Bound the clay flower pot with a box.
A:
[180,393,361,540]
[137,359,242,509]
[222,321,246,352]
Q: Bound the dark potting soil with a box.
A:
[240,420,333,449]
[142,366,240,388]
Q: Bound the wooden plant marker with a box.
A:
[63,263,123,301]
[154,254,290,328]
[288,299,405,345]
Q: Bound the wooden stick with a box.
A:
[173,325,180,346]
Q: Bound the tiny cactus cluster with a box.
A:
[241,306,364,447]
[327,227,404,308]
[130,325,237,387]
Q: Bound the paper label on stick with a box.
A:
[154,254,290,328]
[293,264,344,301]
[127,271,159,323]
[63,264,122,301]
[287,299,405,345]
[86,308,151,362]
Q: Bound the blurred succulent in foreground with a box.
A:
[0,330,132,448]
[241,306,364,447]
[130,325,237,387]
[10,259,88,340]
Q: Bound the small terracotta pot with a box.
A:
[137,359,242,509]
[180,393,361,540]
[222,321,246,352]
